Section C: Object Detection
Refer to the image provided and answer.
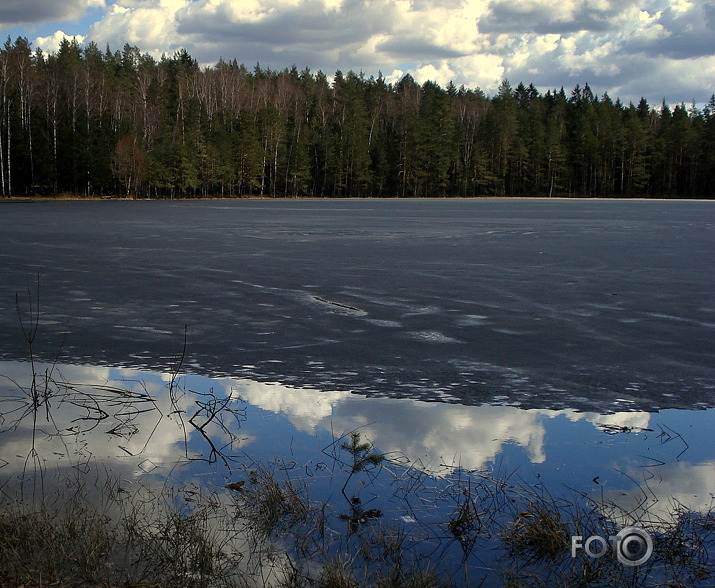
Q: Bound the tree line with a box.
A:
[1,37,713,199]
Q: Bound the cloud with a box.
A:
[630,1,715,59]
[612,54,715,106]
[80,0,399,70]
[33,30,85,53]
[82,0,491,77]
[86,1,185,55]
[221,376,349,433]
[479,0,641,34]
[0,0,105,26]
[7,0,713,106]
[460,0,714,102]
[376,0,483,57]
[176,0,386,42]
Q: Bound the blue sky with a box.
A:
[1,0,713,106]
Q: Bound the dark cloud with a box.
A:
[614,62,711,106]
[645,3,715,59]
[375,36,466,60]
[0,0,96,25]
[173,0,399,74]
[177,0,389,46]
[511,54,651,99]
[479,0,639,35]
[600,3,715,63]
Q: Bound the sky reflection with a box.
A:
[2,359,713,524]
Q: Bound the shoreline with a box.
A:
[2,194,713,203]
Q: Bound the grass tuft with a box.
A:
[501,498,570,562]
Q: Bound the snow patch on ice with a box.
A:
[408,330,461,343]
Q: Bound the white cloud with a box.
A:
[452,53,506,89]
[407,63,457,87]
[213,371,659,478]
[33,30,86,53]
[16,357,715,536]
[386,53,504,94]
[3,0,713,106]
[559,32,621,76]
[216,370,551,475]
[327,399,550,475]
[86,0,186,56]
[382,0,481,56]
[0,360,574,479]
[669,0,694,13]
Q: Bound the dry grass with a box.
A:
[0,471,254,588]
[237,465,311,540]
[2,456,715,587]
[501,498,570,562]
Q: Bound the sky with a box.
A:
[0,0,713,106]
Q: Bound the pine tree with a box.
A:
[0,36,710,199]
[417,81,455,196]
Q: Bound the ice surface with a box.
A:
[0,198,713,412]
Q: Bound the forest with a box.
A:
[0,36,714,199]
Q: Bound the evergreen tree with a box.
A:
[0,37,711,199]
[417,81,455,196]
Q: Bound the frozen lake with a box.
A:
[1,198,714,584]
[1,198,713,411]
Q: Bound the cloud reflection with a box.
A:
[1,360,658,477]
[7,356,714,529]
[0,360,247,477]
[224,374,655,475]
[601,459,715,526]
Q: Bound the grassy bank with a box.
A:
[2,456,714,587]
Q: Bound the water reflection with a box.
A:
[0,361,247,478]
[1,359,713,520]
[602,459,715,529]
